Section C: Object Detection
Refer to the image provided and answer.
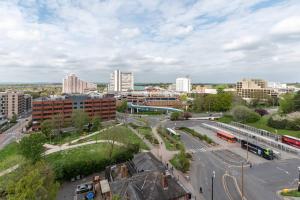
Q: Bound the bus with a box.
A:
[216,131,237,143]
[281,135,300,149]
[241,140,274,160]
[166,128,181,138]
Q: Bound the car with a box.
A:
[76,182,93,194]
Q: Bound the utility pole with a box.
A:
[242,162,244,200]
[212,171,215,200]
[298,166,300,192]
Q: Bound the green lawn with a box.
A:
[46,143,113,164]
[0,142,24,171]
[281,190,300,197]
[247,116,300,138]
[50,131,82,145]
[76,126,149,150]
[218,115,300,138]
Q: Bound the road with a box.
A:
[165,119,300,200]
[0,116,31,149]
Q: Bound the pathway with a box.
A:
[149,121,200,200]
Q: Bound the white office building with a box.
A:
[176,77,191,93]
[62,74,97,94]
[109,70,134,92]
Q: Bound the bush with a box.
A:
[268,113,300,131]
[170,112,182,121]
[48,146,137,181]
[232,106,261,123]
[255,109,268,116]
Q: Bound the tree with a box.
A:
[51,113,64,134]
[279,93,295,114]
[71,109,89,133]
[40,120,53,138]
[231,105,261,123]
[6,161,59,200]
[192,94,205,112]
[183,112,192,120]
[91,116,102,131]
[19,133,46,163]
[170,112,182,121]
[117,100,128,113]
[10,113,17,123]
[293,91,300,111]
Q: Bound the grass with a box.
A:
[157,127,182,151]
[46,143,114,164]
[0,142,24,171]
[50,131,82,145]
[76,126,149,150]
[178,127,215,145]
[217,115,234,124]
[247,115,300,138]
[137,127,159,145]
[281,189,300,197]
[217,115,300,138]
[169,153,190,173]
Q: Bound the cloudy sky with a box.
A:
[0,0,300,83]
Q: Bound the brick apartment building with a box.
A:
[32,94,116,130]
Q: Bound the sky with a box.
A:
[0,0,300,83]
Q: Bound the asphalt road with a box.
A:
[0,116,31,149]
[175,119,300,200]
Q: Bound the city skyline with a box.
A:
[0,0,300,83]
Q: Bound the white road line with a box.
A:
[276,167,289,175]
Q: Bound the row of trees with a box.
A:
[40,109,102,140]
[191,92,234,112]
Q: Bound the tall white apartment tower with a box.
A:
[176,77,191,92]
[62,74,97,94]
[109,70,134,92]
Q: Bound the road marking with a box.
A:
[276,167,289,175]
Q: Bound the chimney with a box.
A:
[161,172,168,190]
[121,164,128,178]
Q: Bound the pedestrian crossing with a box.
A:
[186,142,207,153]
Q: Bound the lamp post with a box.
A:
[212,171,215,200]
[298,166,300,192]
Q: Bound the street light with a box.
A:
[212,170,215,200]
[298,166,300,192]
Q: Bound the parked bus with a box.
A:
[166,128,181,138]
[216,131,237,143]
[281,135,300,149]
[241,140,274,160]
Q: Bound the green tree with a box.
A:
[19,133,46,163]
[117,100,128,113]
[231,105,261,123]
[92,116,102,131]
[7,161,59,200]
[71,109,89,133]
[40,120,53,138]
[192,94,205,112]
[170,112,181,121]
[279,93,295,114]
[293,91,300,111]
[10,113,17,123]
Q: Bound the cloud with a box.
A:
[271,16,300,36]
[223,36,262,51]
[121,27,141,38]
[0,0,300,83]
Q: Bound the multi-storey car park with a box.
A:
[32,94,116,131]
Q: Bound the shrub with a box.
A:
[255,109,268,116]
[231,106,261,123]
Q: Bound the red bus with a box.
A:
[282,135,300,149]
[217,131,237,143]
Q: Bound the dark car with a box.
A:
[76,182,93,194]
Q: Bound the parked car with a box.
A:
[76,182,93,194]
